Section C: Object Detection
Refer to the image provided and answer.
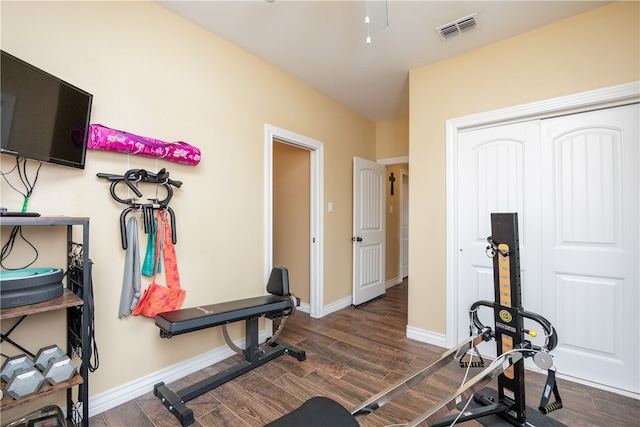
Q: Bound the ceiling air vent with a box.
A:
[436,13,478,41]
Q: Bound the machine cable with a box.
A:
[451,349,477,426]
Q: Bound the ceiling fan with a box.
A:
[365,0,389,43]
[264,0,389,44]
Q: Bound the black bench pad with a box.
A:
[155,295,294,337]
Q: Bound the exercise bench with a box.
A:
[153,267,306,426]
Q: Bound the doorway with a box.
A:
[264,125,324,318]
[273,141,310,306]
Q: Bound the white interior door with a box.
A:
[457,121,542,358]
[353,157,386,306]
[540,104,639,393]
[456,104,639,393]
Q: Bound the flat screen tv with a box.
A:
[1,50,93,169]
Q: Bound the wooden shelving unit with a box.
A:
[1,374,83,411]
[0,289,83,320]
[0,216,91,426]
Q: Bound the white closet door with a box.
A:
[457,120,542,355]
[457,103,639,393]
[540,104,639,393]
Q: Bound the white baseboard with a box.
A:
[323,296,352,315]
[297,301,310,313]
[406,325,447,349]
[88,331,267,418]
[386,277,403,289]
[303,282,403,317]
[554,372,640,400]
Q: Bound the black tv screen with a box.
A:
[1,50,93,169]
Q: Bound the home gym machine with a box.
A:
[267,213,565,427]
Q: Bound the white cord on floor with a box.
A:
[448,343,476,426]
[449,393,474,427]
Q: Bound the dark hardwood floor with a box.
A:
[91,280,639,426]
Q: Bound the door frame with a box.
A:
[265,124,325,318]
[445,82,639,348]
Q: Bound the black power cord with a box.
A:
[1,225,39,269]
[0,156,42,210]
[0,157,42,269]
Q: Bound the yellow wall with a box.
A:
[408,2,639,333]
[0,0,375,404]
[273,142,310,303]
[376,116,409,160]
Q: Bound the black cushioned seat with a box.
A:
[264,397,359,427]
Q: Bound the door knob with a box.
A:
[352,237,363,242]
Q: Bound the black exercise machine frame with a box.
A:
[152,268,306,427]
[427,212,561,426]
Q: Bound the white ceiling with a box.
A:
[157,1,609,122]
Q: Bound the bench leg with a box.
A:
[154,382,195,427]
[276,343,306,361]
[154,316,306,426]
